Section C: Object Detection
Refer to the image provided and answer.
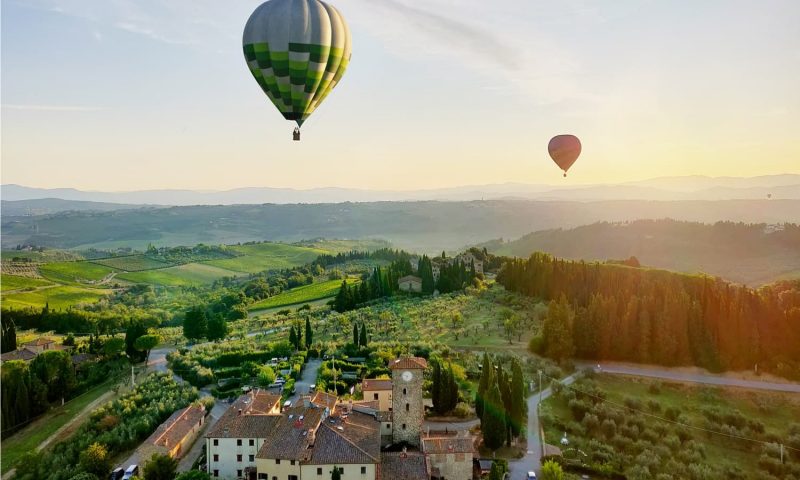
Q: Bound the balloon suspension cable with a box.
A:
[563,172,567,178]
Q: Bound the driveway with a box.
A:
[291,359,322,401]
[508,374,576,480]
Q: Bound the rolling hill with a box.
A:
[482,219,800,286]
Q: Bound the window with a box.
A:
[361,466,367,474]
[373,393,379,400]
[258,475,268,480]
[237,470,242,477]
[213,470,219,477]
[402,423,406,430]
[213,454,219,462]
[249,439,255,446]
[237,439,243,446]
[290,460,296,465]
[317,468,323,475]
[276,460,281,465]
[405,403,410,412]
[289,476,299,480]
[249,454,255,462]
[237,454,242,462]
[213,439,218,446]
[403,388,407,395]
[386,423,391,428]
[338,468,344,475]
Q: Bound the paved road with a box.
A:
[508,374,577,480]
[591,363,800,393]
[291,359,322,401]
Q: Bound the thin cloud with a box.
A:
[2,104,106,112]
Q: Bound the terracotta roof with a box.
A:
[388,357,428,370]
[146,404,206,449]
[245,390,281,415]
[206,394,282,439]
[352,400,379,410]
[23,337,55,347]
[311,391,338,410]
[379,451,428,480]
[422,436,475,454]
[362,379,393,391]
[71,353,97,365]
[1,348,38,362]
[308,411,380,465]
[256,405,325,461]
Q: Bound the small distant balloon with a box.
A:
[767,193,772,199]
[548,135,582,177]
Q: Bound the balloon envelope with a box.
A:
[548,135,582,174]
[243,0,352,127]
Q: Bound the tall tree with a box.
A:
[352,322,359,347]
[79,443,112,477]
[125,322,148,362]
[1,317,17,353]
[289,325,297,349]
[482,381,506,450]
[359,323,368,347]
[305,316,313,348]
[509,359,526,437]
[182,307,208,342]
[142,453,178,480]
[134,334,161,362]
[207,314,228,342]
[476,353,494,419]
[542,295,575,362]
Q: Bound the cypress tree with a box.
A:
[510,359,526,437]
[289,325,297,349]
[447,363,459,411]
[431,360,442,413]
[305,316,313,349]
[353,323,359,347]
[476,353,494,419]
[482,381,505,450]
[359,323,368,347]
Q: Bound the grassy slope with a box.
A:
[205,243,328,274]
[0,274,53,291]
[117,263,241,286]
[39,261,117,285]
[0,381,115,473]
[249,279,353,310]
[1,286,112,310]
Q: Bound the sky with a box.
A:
[2,0,799,191]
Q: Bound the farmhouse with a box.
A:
[0,347,38,363]
[138,403,207,460]
[207,357,474,480]
[398,275,422,293]
[22,337,59,353]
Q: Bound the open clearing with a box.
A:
[39,261,117,286]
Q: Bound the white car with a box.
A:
[526,472,537,480]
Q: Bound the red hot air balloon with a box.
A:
[548,135,582,177]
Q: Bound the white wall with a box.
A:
[207,437,266,479]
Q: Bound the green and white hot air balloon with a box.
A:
[243,0,351,140]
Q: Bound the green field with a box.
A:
[1,285,111,310]
[204,242,327,274]
[0,274,53,292]
[117,263,240,286]
[91,255,172,271]
[39,261,117,286]
[249,279,353,310]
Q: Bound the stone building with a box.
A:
[397,275,423,293]
[423,436,475,480]
[390,357,427,447]
[362,379,393,411]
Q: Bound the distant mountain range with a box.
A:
[479,219,800,286]
[2,174,798,207]
[3,199,799,254]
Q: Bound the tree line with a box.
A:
[311,248,413,268]
[476,353,527,450]
[333,261,413,312]
[498,252,800,378]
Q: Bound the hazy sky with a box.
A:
[2,0,799,191]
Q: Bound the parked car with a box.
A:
[109,468,124,480]
[122,465,138,480]
[526,472,537,480]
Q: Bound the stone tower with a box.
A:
[390,356,427,446]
